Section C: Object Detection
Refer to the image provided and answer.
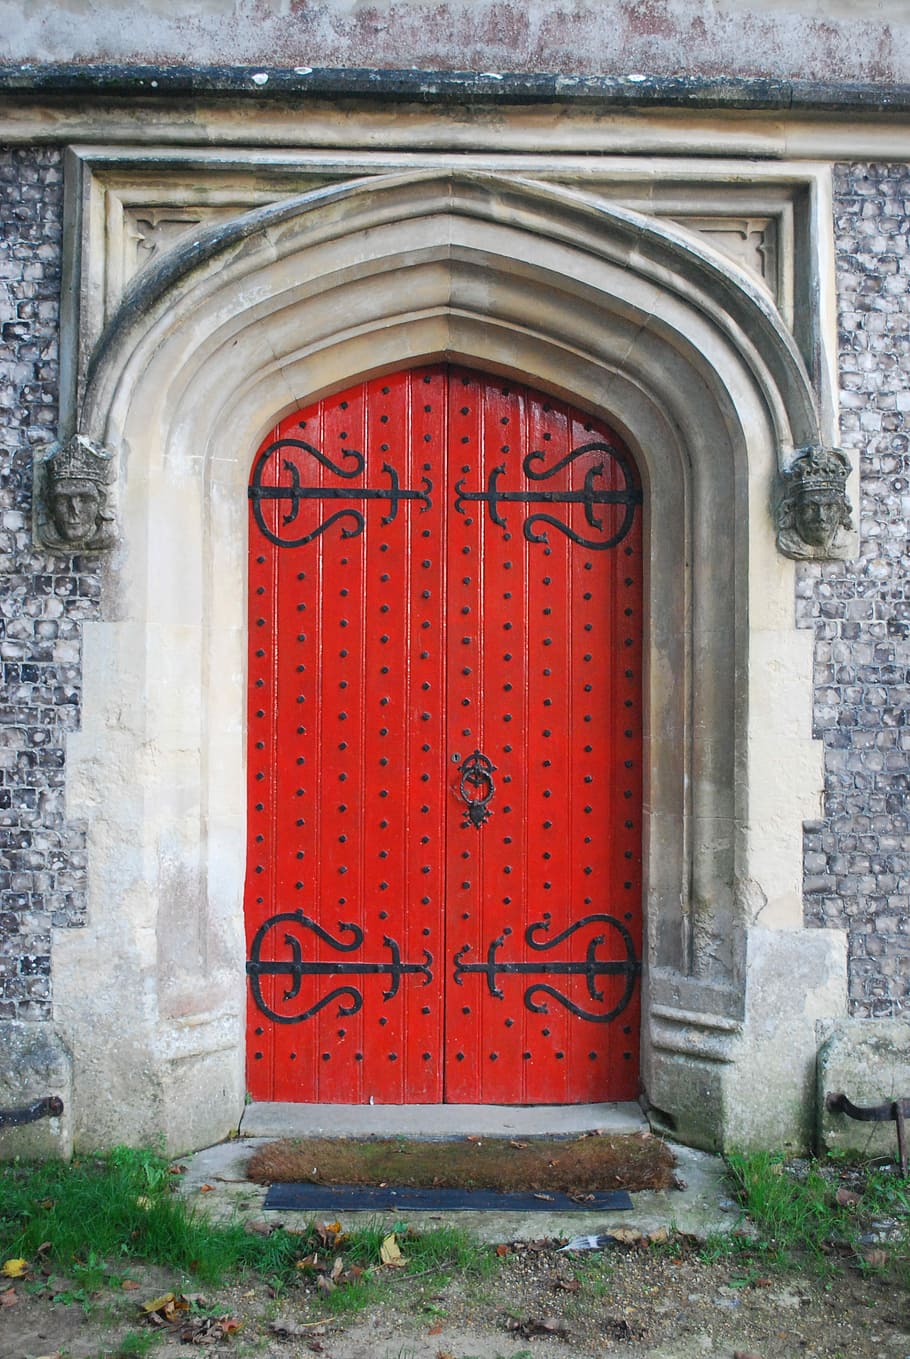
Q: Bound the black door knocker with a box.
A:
[458,749,497,828]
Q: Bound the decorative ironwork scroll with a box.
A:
[454,442,641,550]
[249,440,432,548]
[457,749,497,827]
[453,913,640,1022]
[246,911,434,1024]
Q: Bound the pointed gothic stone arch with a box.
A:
[57,171,845,1152]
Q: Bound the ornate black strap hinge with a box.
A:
[453,913,640,1022]
[249,440,432,548]
[454,443,641,550]
[246,911,433,1023]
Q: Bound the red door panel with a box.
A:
[245,365,642,1104]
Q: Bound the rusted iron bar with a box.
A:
[0,1096,64,1130]
[825,1091,910,1176]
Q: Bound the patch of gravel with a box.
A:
[3,1237,908,1359]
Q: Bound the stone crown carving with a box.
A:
[775,445,852,560]
[36,434,117,552]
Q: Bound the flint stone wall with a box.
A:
[0,146,99,1026]
[801,161,910,1017]
[0,147,908,1039]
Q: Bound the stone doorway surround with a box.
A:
[42,153,850,1155]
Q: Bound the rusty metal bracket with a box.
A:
[825,1091,910,1176]
[0,1096,64,1130]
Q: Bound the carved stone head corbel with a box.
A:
[36,435,117,552]
[775,445,852,560]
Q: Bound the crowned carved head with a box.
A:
[776,445,852,559]
[39,435,117,551]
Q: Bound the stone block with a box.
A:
[723,928,848,1153]
[817,1018,910,1159]
[0,1020,72,1159]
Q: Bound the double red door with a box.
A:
[245,365,642,1104]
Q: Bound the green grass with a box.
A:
[0,1146,301,1286]
[0,1146,498,1309]
[726,1151,835,1257]
[719,1150,910,1284]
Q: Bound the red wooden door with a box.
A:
[245,365,642,1104]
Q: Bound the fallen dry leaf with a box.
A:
[139,1291,190,1325]
[607,1227,643,1246]
[495,1243,511,1257]
[1,1259,28,1279]
[315,1220,346,1248]
[198,1184,215,1194]
[270,1318,326,1337]
[427,1322,443,1335]
[380,1233,407,1267]
[0,1287,18,1308]
[861,1247,888,1268]
[648,1227,670,1245]
[141,1292,177,1315]
[121,1279,140,1291]
[176,1314,241,1344]
[554,1277,581,1292]
[506,1315,569,1339]
[509,1140,528,1149]
[836,1186,861,1207]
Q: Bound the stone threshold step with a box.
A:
[239,1101,646,1140]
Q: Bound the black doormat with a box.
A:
[263,1182,633,1213]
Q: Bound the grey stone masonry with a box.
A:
[801,162,910,1017]
[0,146,100,1024]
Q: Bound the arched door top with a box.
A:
[81,168,821,471]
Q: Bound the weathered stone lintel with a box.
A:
[1,64,910,113]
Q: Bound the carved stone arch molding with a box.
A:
[57,171,847,1153]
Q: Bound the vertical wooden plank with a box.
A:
[401,367,447,1100]
[443,365,484,1100]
